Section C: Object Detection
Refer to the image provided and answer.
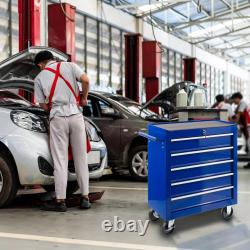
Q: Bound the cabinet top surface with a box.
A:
[154,121,233,131]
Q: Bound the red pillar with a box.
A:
[48,3,76,62]
[18,0,41,50]
[18,0,41,102]
[142,41,161,113]
[183,57,196,83]
[124,34,143,103]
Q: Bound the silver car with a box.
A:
[0,47,108,207]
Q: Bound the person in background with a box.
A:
[232,92,250,168]
[213,94,234,121]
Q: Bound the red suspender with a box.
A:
[44,62,78,108]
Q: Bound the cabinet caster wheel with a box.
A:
[221,207,233,221]
[162,221,175,234]
[149,210,159,221]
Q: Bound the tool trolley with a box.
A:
[139,120,237,234]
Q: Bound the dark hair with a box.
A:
[215,94,224,103]
[34,50,54,66]
[231,92,243,100]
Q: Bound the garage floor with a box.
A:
[0,165,250,250]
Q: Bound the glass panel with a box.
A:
[100,22,110,89]
[176,53,182,83]
[206,65,211,105]
[161,49,168,90]
[111,27,122,92]
[169,50,175,86]
[75,13,85,71]
[201,63,206,85]
[86,17,98,86]
[0,0,10,59]
[196,61,201,85]
[210,67,215,104]
[11,0,18,55]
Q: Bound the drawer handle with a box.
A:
[171,173,234,186]
[171,133,233,142]
[171,159,234,171]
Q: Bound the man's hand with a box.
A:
[81,98,88,107]
[40,103,50,112]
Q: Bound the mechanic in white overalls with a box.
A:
[34,51,90,212]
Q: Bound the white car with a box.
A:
[0,47,108,207]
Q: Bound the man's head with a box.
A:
[215,94,224,103]
[231,92,243,105]
[34,50,54,70]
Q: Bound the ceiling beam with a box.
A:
[167,16,250,26]
[220,42,250,51]
[192,25,250,44]
[170,2,250,32]
[139,1,190,17]
[191,0,210,17]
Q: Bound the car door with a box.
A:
[83,95,121,162]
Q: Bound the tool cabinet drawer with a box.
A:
[171,187,233,212]
[170,146,233,167]
[171,173,233,197]
[171,159,233,182]
[170,134,233,152]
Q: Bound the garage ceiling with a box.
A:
[105,0,250,70]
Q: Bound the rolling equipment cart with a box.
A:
[139,120,237,234]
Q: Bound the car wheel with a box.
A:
[0,153,18,208]
[42,181,79,196]
[128,145,148,181]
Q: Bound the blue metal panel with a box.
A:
[148,125,168,219]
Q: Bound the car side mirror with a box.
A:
[102,107,122,119]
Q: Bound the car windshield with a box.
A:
[0,91,31,107]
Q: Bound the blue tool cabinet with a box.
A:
[139,120,237,234]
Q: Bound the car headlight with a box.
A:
[10,110,46,133]
[85,120,101,142]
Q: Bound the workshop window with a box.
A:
[86,17,98,85]
[169,50,175,86]
[161,48,168,90]
[100,22,110,89]
[75,13,85,71]
[175,53,182,83]
[111,27,122,92]
[206,65,211,105]
[210,67,215,103]
[196,61,201,85]
[0,0,11,59]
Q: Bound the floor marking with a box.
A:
[91,186,250,195]
[90,186,148,191]
[0,232,182,250]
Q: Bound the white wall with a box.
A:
[43,0,250,99]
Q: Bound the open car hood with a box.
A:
[0,46,68,82]
[141,81,205,112]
